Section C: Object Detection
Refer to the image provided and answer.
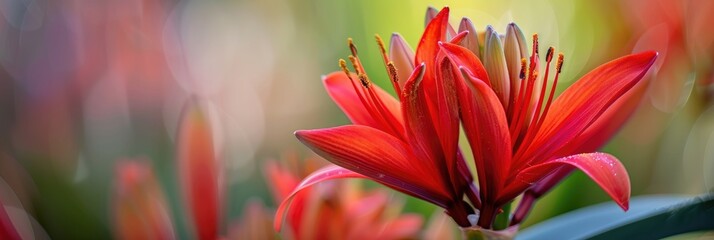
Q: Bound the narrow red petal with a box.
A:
[295,125,452,207]
[439,42,490,85]
[519,51,657,168]
[512,153,631,210]
[415,7,449,66]
[401,64,442,162]
[455,69,512,204]
[176,99,220,240]
[434,58,464,195]
[323,72,404,128]
[274,165,364,232]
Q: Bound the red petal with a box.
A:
[415,7,449,66]
[525,74,651,198]
[323,72,403,129]
[455,69,512,203]
[511,153,631,210]
[274,165,364,232]
[570,75,650,154]
[439,42,490,85]
[401,64,441,162]
[176,99,220,240]
[295,125,452,207]
[518,51,658,168]
[434,58,464,194]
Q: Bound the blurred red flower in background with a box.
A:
[267,153,423,240]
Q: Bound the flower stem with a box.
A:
[477,204,496,228]
[493,201,512,230]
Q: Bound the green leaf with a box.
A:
[517,194,714,239]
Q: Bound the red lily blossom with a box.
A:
[278,6,657,233]
[268,154,423,240]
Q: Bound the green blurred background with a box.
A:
[0,0,712,239]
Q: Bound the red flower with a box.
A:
[277,6,657,231]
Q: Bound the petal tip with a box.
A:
[621,201,630,211]
[294,130,308,140]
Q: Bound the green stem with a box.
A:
[493,201,513,230]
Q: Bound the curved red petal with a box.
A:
[323,72,403,128]
[520,51,657,168]
[439,42,490,85]
[274,165,365,231]
[570,74,651,154]
[512,152,631,210]
[455,69,512,203]
[295,125,452,207]
[525,76,651,198]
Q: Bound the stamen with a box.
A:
[358,73,371,88]
[387,62,400,84]
[361,73,405,140]
[375,34,389,63]
[377,34,403,98]
[510,49,538,139]
[339,59,351,77]
[339,59,383,130]
[348,55,364,75]
[514,53,564,160]
[537,53,564,126]
[510,34,541,142]
[520,47,555,147]
[340,39,406,141]
[348,38,359,57]
[387,62,403,96]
